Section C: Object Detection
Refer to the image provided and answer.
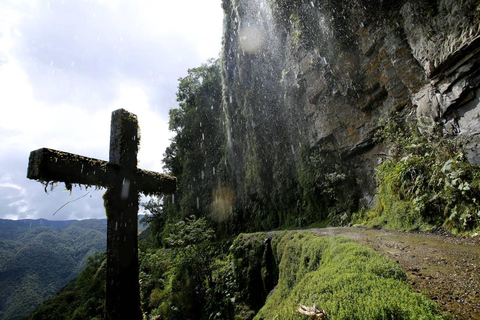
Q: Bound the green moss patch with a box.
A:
[255,232,446,320]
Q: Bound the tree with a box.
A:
[141,216,235,320]
[160,59,228,224]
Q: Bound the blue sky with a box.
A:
[0,0,223,220]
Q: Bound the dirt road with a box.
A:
[308,227,480,319]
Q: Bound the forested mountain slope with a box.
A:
[0,219,107,320]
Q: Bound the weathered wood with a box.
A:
[27,108,176,320]
[27,148,176,193]
[27,148,110,187]
[104,109,143,320]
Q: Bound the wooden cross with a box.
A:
[27,109,176,320]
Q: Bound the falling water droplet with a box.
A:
[121,179,130,199]
[172,194,175,204]
[81,164,84,173]
[196,197,200,210]
[213,167,216,175]
[311,1,315,7]
[201,170,205,180]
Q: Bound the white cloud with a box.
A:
[8,199,29,213]
[136,0,223,60]
[110,81,173,172]
[0,0,223,220]
[0,182,26,196]
[0,174,32,217]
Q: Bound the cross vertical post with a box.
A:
[104,109,142,319]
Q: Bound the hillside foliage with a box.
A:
[26,252,106,320]
[0,219,106,320]
[26,227,448,319]
[354,117,480,233]
[159,58,234,235]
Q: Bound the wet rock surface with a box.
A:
[221,0,480,218]
[310,227,480,319]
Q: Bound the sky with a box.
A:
[0,0,224,220]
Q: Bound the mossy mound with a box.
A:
[256,232,446,319]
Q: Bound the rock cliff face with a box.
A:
[221,0,480,228]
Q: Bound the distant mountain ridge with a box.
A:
[0,218,104,239]
[0,218,82,228]
[0,218,107,320]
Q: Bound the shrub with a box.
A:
[358,118,480,233]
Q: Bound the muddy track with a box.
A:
[301,227,480,319]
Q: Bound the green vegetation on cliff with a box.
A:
[160,58,233,234]
[354,117,480,233]
[255,232,445,319]
[140,216,235,319]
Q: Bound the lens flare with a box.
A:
[238,25,264,53]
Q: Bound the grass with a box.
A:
[255,232,446,319]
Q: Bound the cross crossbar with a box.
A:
[27,148,176,194]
